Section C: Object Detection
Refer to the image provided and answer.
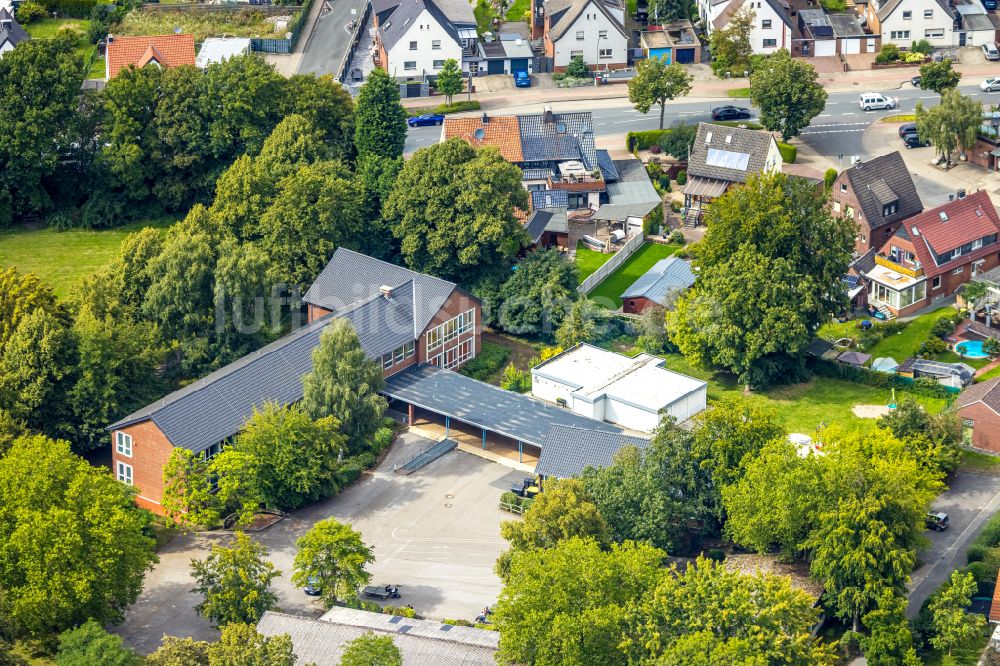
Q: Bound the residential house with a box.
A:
[829,152,922,255]
[107,249,481,515]
[105,33,196,80]
[957,377,1000,454]
[530,0,628,72]
[866,0,953,47]
[703,0,793,56]
[524,207,569,248]
[683,122,782,226]
[0,0,19,15]
[477,32,534,75]
[620,256,696,314]
[638,20,701,64]
[258,607,499,665]
[793,9,879,57]
[0,8,28,58]
[530,343,708,432]
[968,111,1000,174]
[195,37,251,68]
[372,0,478,81]
[862,190,1000,319]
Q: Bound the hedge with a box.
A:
[808,357,955,399]
[777,142,797,164]
[407,100,481,117]
[40,0,95,17]
[627,129,672,151]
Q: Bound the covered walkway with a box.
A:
[383,364,621,471]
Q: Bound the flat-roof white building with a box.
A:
[530,344,707,432]
[196,37,251,69]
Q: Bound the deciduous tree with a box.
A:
[161,448,223,528]
[0,267,66,350]
[917,89,982,166]
[860,589,921,666]
[918,58,961,95]
[628,57,693,129]
[929,570,986,656]
[555,298,602,349]
[56,619,140,666]
[496,249,576,337]
[436,59,464,105]
[749,49,827,140]
[146,636,210,666]
[339,632,402,666]
[206,623,295,666]
[284,73,356,162]
[301,319,387,453]
[691,397,785,494]
[353,69,407,160]
[292,518,374,607]
[191,532,280,627]
[708,6,754,76]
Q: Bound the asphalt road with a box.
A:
[907,471,1000,618]
[298,0,368,76]
[404,82,1000,159]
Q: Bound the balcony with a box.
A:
[874,254,924,278]
[547,174,605,192]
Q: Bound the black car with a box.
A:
[925,512,949,531]
[903,133,928,149]
[711,105,752,121]
[898,122,917,137]
[910,75,921,87]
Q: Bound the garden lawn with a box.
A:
[505,0,529,20]
[867,306,958,360]
[587,242,681,309]
[0,219,174,300]
[23,18,104,79]
[575,241,613,283]
[923,630,990,665]
[657,352,946,433]
[115,8,291,42]
[977,364,1000,383]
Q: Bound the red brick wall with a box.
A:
[308,304,332,323]
[416,289,481,370]
[622,296,656,314]
[110,420,175,516]
[959,403,1000,454]
[830,173,900,255]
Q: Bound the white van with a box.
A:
[859,93,896,111]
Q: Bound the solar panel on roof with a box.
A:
[705,148,751,171]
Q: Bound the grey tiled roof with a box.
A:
[379,0,475,52]
[535,424,649,479]
[531,189,568,209]
[593,158,661,221]
[843,152,922,231]
[620,257,694,304]
[383,364,621,448]
[957,377,1000,416]
[257,611,497,666]
[686,123,775,184]
[0,9,29,48]
[521,167,553,180]
[517,111,597,169]
[850,248,877,275]
[546,0,626,41]
[525,210,553,243]
[305,247,458,338]
[596,150,619,181]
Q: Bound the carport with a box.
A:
[383,364,621,469]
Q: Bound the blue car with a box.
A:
[407,114,445,127]
[514,71,531,88]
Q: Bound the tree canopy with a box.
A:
[353,69,407,161]
[918,59,961,95]
[628,58,693,129]
[708,6,754,75]
[748,49,828,140]
[338,633,402,666]
[495,249,576,338]
[292,518,374,607]
[917,89,982,166]
[190,532,280,627]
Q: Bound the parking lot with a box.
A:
[114,432,517,654]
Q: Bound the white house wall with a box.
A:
[386,9,463,78]
[553,2,628,67]
[878,0,953,46]
[604,399,660,432]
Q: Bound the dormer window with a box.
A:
[882,201,898,217]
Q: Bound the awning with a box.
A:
[683,176,729,198]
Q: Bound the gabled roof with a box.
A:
[525,210,554,243]
[535,424,649,479]
[546,0,626,41]
[106,34,195,79]
[713,0,791,31]
[379,0,475,52]
[0,8,29,50]
[958,377,1000,417]
[442,116,524,162]
[875,0,952,23]
[842,152,922,231]
[687,123,777,184]
[304,247,459,337]
[257,610,498,665]
[518,110,597,169]
[620,257,695,304]
[850,248,878,275]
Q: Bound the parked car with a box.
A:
[859,93,896,111]
[985,0,997,9]
[514,71,530,87]
[898,122,917,137]
[407,114,445,127]
[711,105,752,121]
[910,75,921,88]
[982,43,1000,61]
[304,576,321,596]
[981,77,1000,92]
[925,512,949,531]
[903,133,928,149]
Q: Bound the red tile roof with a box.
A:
[990,569,1000,622]
[882,191,1000,277]
[106,34,196,79]
[443,116,524,163]
[958,376,1000,417]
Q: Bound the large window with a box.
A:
[116,432,132,457]
[429,338,475,370]
[404,61,416,70]
[599,48,612,58]
[381,341,416,370]
[116,462,133,485]
[925,29,943,39]
[426,309,475,354]
[872,280,926,309]
[890,30,910,39]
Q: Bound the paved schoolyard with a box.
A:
[114,432,519,654]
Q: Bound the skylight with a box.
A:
[705,148,751,171]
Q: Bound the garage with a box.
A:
[487,59,505,75]
[841,38,861,54]
[674,47,696,64]
[814,39,837,56]
[511,58,529,74]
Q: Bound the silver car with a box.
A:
[982,43,1000,61]
[982,77,1000,92]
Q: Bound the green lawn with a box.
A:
[867,307,957,360]
[923,630,990,665]
[587,242,681,309]
[959,448,1000,474]
[937,350,994,369]
[727,87,751,98]
[575,241,613,283]
[23,18,104,79]
[0,219,174,299]
[505,0,529,20]
[657,352,946,434]
[977,364,1000,383]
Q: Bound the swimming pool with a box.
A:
[956,340,990,359]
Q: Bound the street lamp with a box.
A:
[594,34,603,87]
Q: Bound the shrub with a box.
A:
[444,619,474,626]
[566,56,591,79]
[352,452,377,470]
[966,561,997,584]
[658,175,671,191]
[808,358,953,398]
[922,335,947,355]
[500,363,530,392]
[460,342,510,381]
[670,200,682,213]
[359,600,381,612]
[372,427,394,453]
[648,144,662,154]
[911,39,933,55]
[336,465,362,487]
[977,512,1000,548]
[16,1,47,23]
[552,72,566,81]
[931,316,958,339]
[902,51,925,63]
[383,605,416,617]
[777,142,797,164]
[628,129,672,151]
[644,203,663,235]
[676,170,687,185]
[824,168,838,190]
[967,543,989,563]
[706,548,726,562]
[668,230,685,245]
[876,43,900,64]
[47,209,79,231]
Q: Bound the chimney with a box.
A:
[543,105,554,123]
[482,112,489,124]
[379,285,393,299]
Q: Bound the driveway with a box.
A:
[297,0,369,76]
[114,432,516,654]
[907,470,1000,617]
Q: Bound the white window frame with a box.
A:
[599,48,612,58]
[925,29,944,39]
[924,9,933,17]
[891,30,910,39]
[425,308,476,355]
[116,461,133,485]
[431,39,441,50]
[902,10,911,18]
[598,29,607,38]
[952,265,965,275]
[433,59,444,69]
[576,30,585,40]
[932,275,942,289]
[116,431,133,457]
[570,50,584,59]
[762,18,772,28]
[404,61,417,70]
[972,238,983,250]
